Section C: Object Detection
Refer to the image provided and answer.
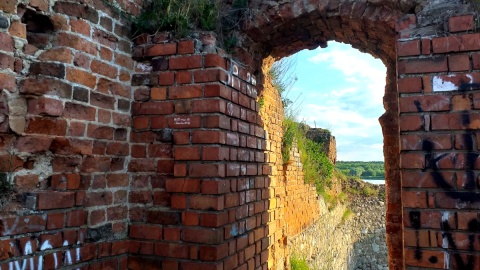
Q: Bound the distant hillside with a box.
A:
[335,161,385,179]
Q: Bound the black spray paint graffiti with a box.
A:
[409,85,480,269]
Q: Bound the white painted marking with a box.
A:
[174,117,191,125]
[432,76,457,92]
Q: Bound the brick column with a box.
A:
[129,35,269,269]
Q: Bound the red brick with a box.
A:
[149,144,172,158]
[192,131,226,144]
[448,54,470,71]
[91,60,118,79]
[192,99,226,113]
[182,227,224,244]
[63,102,96,121]
[421,38,431,55]
[174,146,200,160]
[26,117,67,136]
[199,243,229,261]
[66,67,97,89]
[189,164,225,177]
[106,173,129,188]
[37,191,75,210]
[205,54,227,69]
[70,19,91,36]
[130,224,162,240]
[451,94,471,111]
[132,101,174,115]
[0,73,15,92]
[80,156,111,172]
[176,71,192,84]
[151,87,167,100]
[166,178,200,193]
[128,159,156,172]
[194,69,228,83]
[0,53,14,70]
[170,55,202,70]
[28,97,64,116]
[167,115,201,129]
[14,174,38,191]
[55,32,97,55]
[106,142,130,156]
[145,43,177,57]
[151,116,167,129]
[202,147,229,161]
[178,40,194,54]
[400,152,424,169]
[66,210,87,227]
[397,40,420,56]
[174,131,190,144]
[147,210,180,225]
[169,85,202,99]
[200,212,229,228]
[449,15,474,33]
[171,195,187,209]
[0,33,14,52]
[0,0,16,13]
[399,95,450,113]
[398,57,447,74]
[8,20,26,39]
[189,195,224,211]
[399,115,424,131]
[158,71,175,85]
[85,191,113,207]
[204,84,232,99]
[87,124,115,139]
[432,113,480,130]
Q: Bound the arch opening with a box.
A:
[240,2,406,269]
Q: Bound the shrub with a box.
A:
[290,255,310,270]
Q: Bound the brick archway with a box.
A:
[240,2,406,269]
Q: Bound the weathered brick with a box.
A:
[145,43,177,57]
[449,15,474,33]
[170,55,202,70]
[53,1,99,23]
[37,191,75,210]
[66,67,97,89]
[26,117,67,135]
[20,77,72,97]
[398,57,447,74]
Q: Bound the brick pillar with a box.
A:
[397,14,480,269]
[129,35,269,269]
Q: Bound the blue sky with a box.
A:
[282,41,387,161]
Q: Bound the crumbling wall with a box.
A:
[0,0,480,269]
[0,0,141,268]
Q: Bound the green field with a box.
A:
[336,161,385,179]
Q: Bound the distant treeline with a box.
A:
[336,161,385,179]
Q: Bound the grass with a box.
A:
[290,255,311,270]
[341,208,353,224]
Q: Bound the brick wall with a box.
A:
[0,0,141,268]
[258,57,320,269]
[1,0,480,269]
[398,14,480,269]
[128,34,272,269]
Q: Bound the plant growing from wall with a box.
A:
[105,0,251,44]
[290,254,311,270]
[269,58,334,195]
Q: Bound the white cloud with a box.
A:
[286,42,387,161]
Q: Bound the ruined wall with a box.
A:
[289,192,387,270]
[0,0,142,268]
[258,58,321,269]
[1,0,480,269]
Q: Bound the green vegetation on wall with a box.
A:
[105,0,250,50]
[336,161,385,180]
[269,58,334,195]
[290,255,311,270]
